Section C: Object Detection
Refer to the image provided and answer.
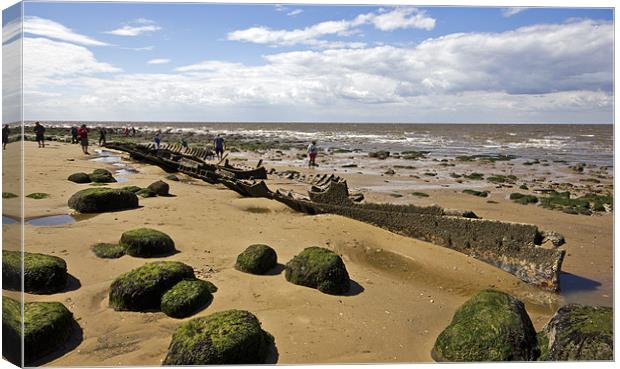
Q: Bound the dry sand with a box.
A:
[1,141,613,366]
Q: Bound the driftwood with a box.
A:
[104,141,565,291]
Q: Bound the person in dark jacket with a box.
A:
[34,122,45,148]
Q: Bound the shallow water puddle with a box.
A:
[90,149,137,182]
[3,213,96,226]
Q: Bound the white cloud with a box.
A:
[23,16,109,46]
[502,8,527,18]
[105,19,161,36]
[287,9,303,16]
[227,7,435,48]
[147,58,171,64]
[122,45,154,51]
[19,19,613,123]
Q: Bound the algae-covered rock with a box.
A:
[2,250,68,293]
[68,172,92,183]
[163,309,274,365]
[89,169,116,183]
[285,246,350,294]
[120,185,142,193]
[432,290,538,362]
[120,228,176,257]
[147,180,170,196]
[2,296,76,365]
[537,304,612,361]
[26,192,50,199]
[68,187,139,213]
[235,244,277,275]
[136,188,157,198]
[91,243,126,259]
[161,279,216,318]
[109,261,195,311]
[165,174,180,181]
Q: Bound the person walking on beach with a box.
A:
[34,122,45,148]
[214,134,225,160]
[2,124,9,150]
[78,124,90,155]
[70,126,78,144]
[307,140,318,167]
[180,137,189,152]
[154,131,161,149]
[98,127,107,146]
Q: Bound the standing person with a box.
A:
[307,140,318,167]
[214,134,225,160]
[98,127,107,146]
[33,122,45,148]
[70,126,78,144]
[2,124,9,150]
[131,127,136,137]
[154,131,161,149]
[124,127,130,137]
[180,137,189,152]
[77,124,90,155]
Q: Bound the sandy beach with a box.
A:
[1,137,612,365]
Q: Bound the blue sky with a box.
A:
[2,2,614,123]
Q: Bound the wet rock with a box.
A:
[368,150,390,160]
[147,180,170,196]
[89,169,116,183]
[163,309,274,365]
[165,174,180,181]
[285,247,350,294]
[67,172,91,183]
[537,304,612,361]
[91,243,126,259]
[136,188,157,198]
[2,250,68,293]
[2,296,77,365]
[120,228,176,257]
[161,279,216,318]
[432,290,538,362]
[384,168,396,175]
[68,188,139,213]
[109,261,195,311]
[235,244,278,275]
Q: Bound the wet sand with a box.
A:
[1,140,613,365]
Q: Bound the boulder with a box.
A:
[68,188,139,213]
[109,261,195,311]
[161,279,216,318]
[3,296,76,365]
[285,247,350,294]
[120,228,176,257]
[120,185,142,193]
[165,174,180,181]
[89,169,116,183]
[67,172,91,183]
[235,244,278,275]
[2,250,67,293]
[541,231,566,247]
[537,304,612,361]
[91,243,126,259]
[432,290,538,362]
[368,150,390,160]
[148,180,170,196]
[163,309,274,365]
[136,188,157,198]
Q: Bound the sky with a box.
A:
[1,1,615,123]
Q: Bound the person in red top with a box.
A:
[77,124,90,155]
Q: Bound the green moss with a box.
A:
[463,172,484,180]
[2,296,76,365]
[432,290,538,362]
[463,189,489,197]
[285,247,350,295]
[235,244,278,275]
[536,190,611,215]
[68,187,139,213]
[89,169,116,183]
[67,172,92,184]
[91,243,126,259]
[136,188,157,198]
[120,185,142,193]
[163,309,273,365]
[165,174,180,181]
[3,250,68,293]
[509,193,539,205]
[411,192,429,197]
[487,174,518,184]
[456,154,516,162]
[389,193,403,198]
[449,173,462,178]
[401,150,429,160]
[538,304,612,360]
[109,261,195,311]
[120,228,176,257]
[26,192,49,199]
[2,192,18,198]
[161,279,215,318]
